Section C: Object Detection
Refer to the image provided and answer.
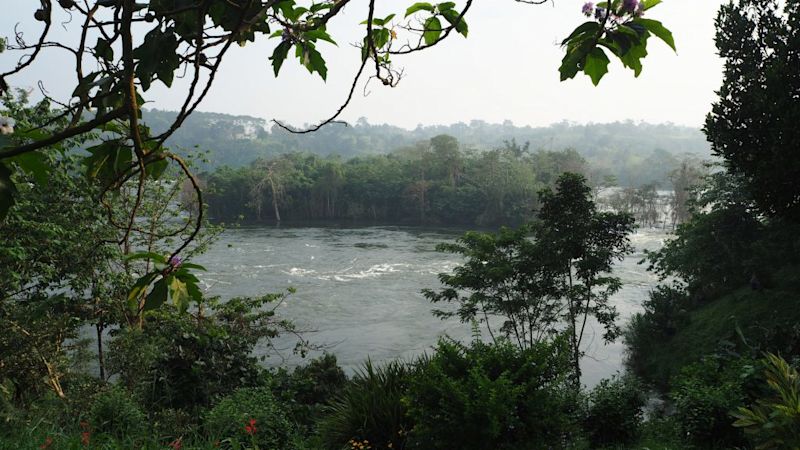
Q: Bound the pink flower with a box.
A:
[582,2,594,17]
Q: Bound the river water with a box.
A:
[195,225,667,387]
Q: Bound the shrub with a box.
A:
[582,375,646,448]
[623,285,692,381]
[404,338,576,450]
[317,360,412,450]
[108,294,299,413]
[733,354,800,449]
[205,386,297,449]
[272,353,348,433]
[671,355,757,448]
[89,387,145,438]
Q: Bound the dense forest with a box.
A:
[146,109,711,187]
[2,0,800,449]
[202,137,704,227]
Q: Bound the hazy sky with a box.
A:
[0,1,725,129]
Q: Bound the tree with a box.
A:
[423,226,564,350]
[426,173,634,386]
[536,173,634,386]
[669,159,704,226]
[704,0,800,220]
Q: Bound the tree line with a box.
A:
[203,137,588,226]
[203,135,705,228]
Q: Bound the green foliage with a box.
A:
[704,0,800,220]
[107,292,304,413]
[623,285,692,378]
[582,375,646,448]
[733,354,800,449]
[404,338,577,450]
[88,387,146,438]
[271,354,348,434]
[537,173,635,383]
[423,225,563,349]
[205,387,298,450]
[560,0,675,85]
[671,355,757,448]
[318,360,413,450]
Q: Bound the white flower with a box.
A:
[0,116,15,135]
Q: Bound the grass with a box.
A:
[630,265,800,388]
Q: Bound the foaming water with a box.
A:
[195,225,666,387]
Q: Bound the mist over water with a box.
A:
[196,225,667,388]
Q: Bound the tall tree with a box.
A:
[536,173,635,386]
[704,0,800,220]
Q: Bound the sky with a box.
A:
[0,0,726,130]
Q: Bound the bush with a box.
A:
[205,386,297,449]
[108,295,296,413]
[88,387,145,438]
[404,338,576,450]
[317,360,412,450]
[623,285,692,381]
[582,375,646,448]
[733,354,800,449]
[671,355,757,448]
[271,353,348,433]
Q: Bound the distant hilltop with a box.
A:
[143,109,712,184]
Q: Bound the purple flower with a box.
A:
[594,7,606,20]
[582,2,594,17]
[168,256,183,268]
[622,0,638,13]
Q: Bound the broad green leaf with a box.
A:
[584,47,610,86]
[304,29,337,46]
[83,140,132,186]
[132,27,180,91]
[168,276,190,312]
[642,0,662,11]
[423,16,443,45]
[11,151,50,184]
[405,2,434,17]
[559,41,593,81]
[186,279,203,303]
[180,262,207,271]
[0,162,16,221]
[145,158,168,180]
[438,2,456,10]
[562,21,601,46]
[284,6,308,22]
[271,40,292,76]
[125,252,167,264]
[441,9,468,37]
[300,44,328,80]
[128,272,159,309]
[144,277,169,311]
[619,40,648,76]
[94,38,114,61]
[634,18,675,51]
[310,2,332,13]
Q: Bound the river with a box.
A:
[195,225,667,388]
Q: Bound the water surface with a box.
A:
[196,225,666,387]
